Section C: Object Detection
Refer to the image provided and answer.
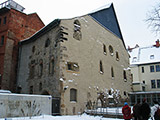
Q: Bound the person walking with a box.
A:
[133,101,142,120]
[140,98,151,120]
[151,100,160,120]
[122,102,132,120]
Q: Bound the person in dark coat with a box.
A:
[133,101,142,120]
[140,98,151,120]
[122,102,132,120]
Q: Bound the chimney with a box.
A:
[155,39,160,48]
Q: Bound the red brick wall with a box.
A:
[0,8,44,91]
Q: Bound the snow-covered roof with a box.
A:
[129,45,160,65]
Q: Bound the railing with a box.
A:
[0,0,25,12]
[85,106,124,119]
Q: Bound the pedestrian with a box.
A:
[151,100,160,120]
[133,101,142,120]
[122,102,132,120]
[140,98,151,120]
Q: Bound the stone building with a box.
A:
[17,4,132,115]
[128,40,160,105]
[0,0,44,92]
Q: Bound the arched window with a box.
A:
[100,60,103,74]
[49,56,54,74]
[116,51,119,61]
[103,44,107,55]
[70,88,77,102]
[111,67,114,78]
[123,70,127,81]
[39,59,43,77]
[39,82,42,91]
[45,38,50,47]
[32,46,35,53]
[109,45,114,56]
[73,20,82,40]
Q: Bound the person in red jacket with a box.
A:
[122,102,132,120]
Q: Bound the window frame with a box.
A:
[156,65,160,72]
[0,35,4,46]
[151,80,156,89]
[157,79,160,88]
[142,67,144,73]
[100,60,104,74]
[150,65,155,72]
[70,88,77,102]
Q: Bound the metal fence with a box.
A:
[85,106,123,118]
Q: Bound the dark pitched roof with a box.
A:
[89,3,125,47]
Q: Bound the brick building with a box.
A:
[0,0,44,92]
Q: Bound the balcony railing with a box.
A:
[0,0,25,12]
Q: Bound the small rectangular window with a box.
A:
[151,80,156,88]
[150,55,154,59]
[150,66,155,72]
[157,79,160,88]
[156,65,160,72]
[0,18,1,25]
[142,67,144,73]
[67,62,79,72]
[0,36,4,46]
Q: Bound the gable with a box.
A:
[89,4,123,41]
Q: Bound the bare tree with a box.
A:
[146,3,160,35]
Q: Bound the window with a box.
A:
[143,81,145,84]
[3,16,6,24]
[116,51,119,61]
[67,62,79,72]
[109,45,114,55]
[151,80,156,88]
[156,65,160,72]
[142,67,144,73]
[32,46,35,53]
[73,20,82,40]
[123,70,127,81]
[100,60,103,74]
[0,36,4,46]
[30,86,33,94]
[39,82,42,91]
[45,38,50,47]
[0,18,1,25]
[150,55,154,59]
[157,79,160,88]
[29,60,35,79]
[132,57,137,62]
[124,91,127,96]
[150,66,155,72]
[111,67,114,78]
[70,88,77,102]
[103,44,107,55]
[39,60,43,77]
[49,57,54,75]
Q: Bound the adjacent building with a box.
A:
[0,0,44,92]
[129,40,160,105]
[17,3,132,115]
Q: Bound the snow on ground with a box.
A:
[0,114,123,120]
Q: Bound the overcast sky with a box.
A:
[1,0,160,47]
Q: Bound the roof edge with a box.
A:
[19,19,61,45]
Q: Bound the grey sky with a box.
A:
[1,0,160,47]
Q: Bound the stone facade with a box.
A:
[17,4,132,115]
[0,3,44,92]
